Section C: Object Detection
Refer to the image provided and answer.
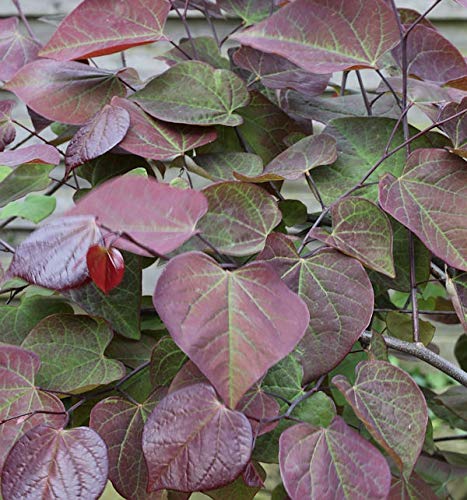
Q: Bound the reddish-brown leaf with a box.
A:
[40,0,170,61]
[439,96,467,157]
[86,245,125,294]
[142,383,253,492]
[0,100,16,151]
[5,60,126,125]
[0,144,61,167]
[65,104,130,172]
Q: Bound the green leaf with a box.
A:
[293,392,336,427]
[0,295,74,345]
[422,387,467,432]
[106,332,161,370]
[386,311,436,346]
[64,252,142,340]
[22,314,125,393]
[278,200,308,227]
[131,61,250,126]
[205,463,266,499]
[0,163,53,207]
[368,331,388,361]
[0,166,12,182]
[0,194,56,223]
[186,153,263,181]
[150,336,187,387]
[454,334,467,371]
[433,386,467,425]
[262,355,304,403]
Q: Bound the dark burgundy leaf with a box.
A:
[439,96,467,157]
[333,360,428,476]
[389,473,438,500]
[232,0,400,74]
[0,17,40,82]
[86,245,125,294]
[257,233,373,382]
[1,425,108,500]
[112,97,217,160]
[7,215,102,290]
[0,144,61,166]
[205,462,266,499]
[69,176,208,256]
[168,360,208,394]
[233,47,331,96]
[65,104,130,172]
[279,417,391,499]
[154,251,309,408]
[0,100,16,151]
[142,383,253,492]
[90,392,164,500]
[379,148,467,272]
[5,60,126,125]
[40,0,170,61]
[237,386,280,435]
[398,8,436,30]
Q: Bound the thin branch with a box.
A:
[169,1,199,58]
[220,21,245,47]
[433,434,467,442]
[203,6,220,47]
[356,70,372,116]
[340,71,349,97]
[409,233,420,342]
[11,0,41,44]
[404,0,443,38]
[374,308,457,316]
[305,172,326,210]
[11,120,65,157]
[375,69,403,109]
[0,239,15,253]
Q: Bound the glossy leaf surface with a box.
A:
[333,360,428,476]
[131,61,250,126]
[279,417,391,500]
[7,215,102,290]
[142,383,253,492]
[379,149,467,272]
[65,104,130,172]
[257,233,373,381]
[1,425,108,500]
[86,245,125,294]
[198,181,281,256]
[5,60,126,125]
[69,176,208,256]
[154,252,309,408]
[40,0,170,60]
[112,97,216,160]
[232,0,400,74]
[310,197,395,277]
[22,314,125,392]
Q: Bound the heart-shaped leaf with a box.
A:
[0,17,40,82]
[197,181,281,256]
[257,233,374,382]
[235,133,337,181]
[0,164,54,208]
[89,392,164,500]
[168,360,209,394]
[310,197,395,277]
[154,251,309,408]
[332,360,428,476]
[233,47,331,96]
[65,104,130,172]
[0,100,16,151]
[237,386,280,436]
[142,383,253,492]
[0,144,60,167]
[112,97,217,160]
[386,312,436,346]
[0,296,73,345]
[439,97,467,157]
[5,60,126,125]
[186,152,263,181]
[64,252,141,340]
[279,417,391,499]
[1,425,108,500]
[232,0,400,74]
[131,61,250,126]
[7,215,102,290]
[218,0,280,25]
[86,245,125,294]
[150,336,187,387]
[379,148,467,272]
[69,176,208,256]
[40,0,170,61]
[0,194,56,223]
[22,314,125,392]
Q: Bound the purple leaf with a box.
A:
[235,133,337,182]
[198,181,281,256]
[310,197,396,277]
[153,251,309,408]
[439,96,467,157]
[0,144,61,167]
[5,60,126,125]
[393,25,467,85]
[7,215,102,290]
[332,360,428,476]
[69,176,208,256]
[257,233,373,382]
[232,0,400,74]
[1,425,108,500]
[279,417,391,500]
[112,97,217,160]
[379,148,467,272]
[233,47,330,96]
[40,0,170,61]
[65,104,130,172]
[389,473,438,500]
[0,100,16,151]
[142,383,253,492]
[168,360,208,394]
[90,392,165,500]
[237,386,280,436]
[0,18,40,82]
